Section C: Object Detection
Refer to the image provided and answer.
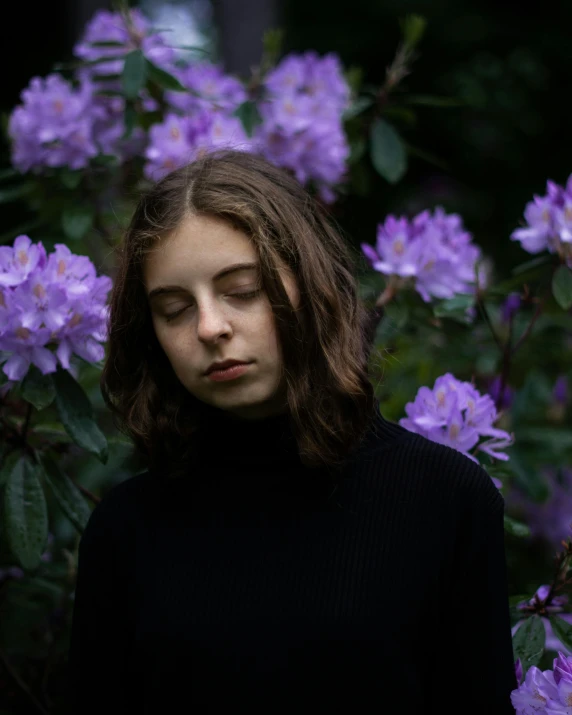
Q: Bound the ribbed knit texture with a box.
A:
[66,401,517,713]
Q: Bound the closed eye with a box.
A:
[164,290,261,322]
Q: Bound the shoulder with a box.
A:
[80,470,156,547]
[365,423,504,514]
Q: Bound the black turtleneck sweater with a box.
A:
[66,402,517,713]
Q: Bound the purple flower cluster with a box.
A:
[8,75,102,172]
[512,585,572,658]
[254,52,350,203]
[507,466,572,553]
[144,111,251,182]
[73,8,175,156]
[165,62,246,116]
[361,208,482,303]
[73,8,175,83]
[511,175,572,268]
[0,235,111,382]
[399,372,514,485]
[8,7,354,197]
[8,8,173,173]
[511,651,572,713]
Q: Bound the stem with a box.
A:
[365,276,401,354]
[511,297,544,356]
[496,313,514,412]
[74,481,101,506]
[475,297,504,353]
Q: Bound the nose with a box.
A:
[196,302,233,343]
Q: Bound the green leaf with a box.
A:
[405,143,450,171]
[52,368,108,463]
[549,616,572,652]
[31,422,73,443]
[62,205,95,241]
[3,455,49,571]
[90,41,126,48]
[82,54,129,66]
[59,169,82,189]
[145,59,186,91]
[0,183,33,204]
[233,101,263,137]
[122,102,137,140]
[432,293,475,324]
[172,45,211,55]
[403,94,465,108]
[516,427,572,451]
[92,73,122,83]
[512,615,545,677]
[375,301,410,345]
[383,107,417,127]
[343,96,374,121]
[511,254,553,275]
[552,265,572,310]
[0,167,18,181]
[21,365,56,410]
[0,450,21,489]
[503,515,531,538]
[369,118,407,184]
[122,49,147,99]
[348,137,366,165]
[37,452,92,534]
[400,14,427,50]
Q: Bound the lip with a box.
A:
[206,362,251,382]
[205,360,250,376]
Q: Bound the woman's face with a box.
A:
[143,213,300,421]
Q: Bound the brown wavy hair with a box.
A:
[100,149,378,480]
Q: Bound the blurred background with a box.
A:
[1,0,570,276]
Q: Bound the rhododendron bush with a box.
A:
[0,6,571,713]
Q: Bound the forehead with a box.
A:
[143,214,257,282]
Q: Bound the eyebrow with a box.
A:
[147,262,260,302]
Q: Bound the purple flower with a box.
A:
[0,566,25,583]
[254,51,350,203]
[143,112,251,182]
[511,176,572,269]
[511,664,557,713]
[398,372,514,483]
[264,52,349,113]
[165,62,246,115]
[74,8,175,84]
[8,75,102,173]
[0,237,112,382]
[501,292,522,323]
[361,208,482,304]
[553,652,572,685]
[488,375,514,410]
[83,87,148,160]
[510,652,572,714]
[515,658,523,686]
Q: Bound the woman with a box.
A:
[67,149,517,713]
